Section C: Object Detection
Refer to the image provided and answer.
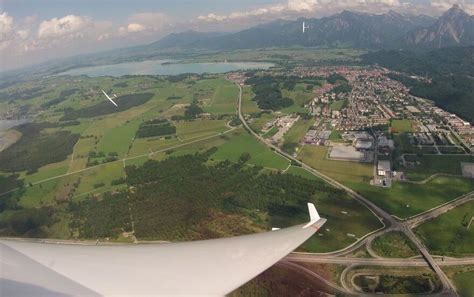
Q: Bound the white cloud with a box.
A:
[198,13,227,22]
[127,23,146,32]
[0,11,14,49]
[118,23,146,34]
[117,12,170,36]
[287,0,318,12]
[0,12,13,34]
[129,12,169,30]
[37,15,91,39]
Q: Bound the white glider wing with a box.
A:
[0,203,326,297]
[101,90,118,107]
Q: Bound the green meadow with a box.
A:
[347,176,474,219]
[415,200,474,256]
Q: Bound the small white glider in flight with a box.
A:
[0,203,326,296]
[302,21,309,33]
[101,90,118,107]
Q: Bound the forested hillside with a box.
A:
[70,149,345,240]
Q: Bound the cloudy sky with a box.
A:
[1,0,473,71]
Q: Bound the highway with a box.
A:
[231,79,463,295]
[285,254,474,267]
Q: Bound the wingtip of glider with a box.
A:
[303,202,321,229]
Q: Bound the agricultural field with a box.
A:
[402,155,473,181]
[211,129,290,170]
[297,145,373,184]
[443,266,474,297]
[282,118,314,154]
[347,176,474,219]
[199,77,239,114]
[240,86,260,114]
[415,200,474,256]
[175,119,228,140]
[262,126,278,139]
[390,119,414,133]
[453,271,474,297]
[284,166,320,181]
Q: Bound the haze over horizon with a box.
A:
[1,0,473,71]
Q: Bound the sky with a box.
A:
[1,0,473,71]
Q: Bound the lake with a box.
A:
[57,60,274,77]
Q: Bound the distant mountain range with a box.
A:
[152,5,473,51]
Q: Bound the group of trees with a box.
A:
[61,92,154,120]
[0,207,56,237]
[68,192,132,238]
[0,174,23,196]
[136,119,177,138]
[169,102,205,121]
[86,151,118,167]
[245,75,294,110]
[332,83,353,94]
[184,102,204,119]
[327,73,348,84]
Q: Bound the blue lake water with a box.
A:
[57,60,274,77]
